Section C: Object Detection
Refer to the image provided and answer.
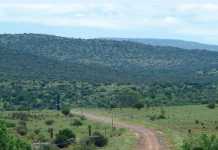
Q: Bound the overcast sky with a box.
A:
[0,0,218,44]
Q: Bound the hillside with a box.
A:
[111,38,218,51]
[1,34,218,83]
[0,45,125,83]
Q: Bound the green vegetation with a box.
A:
[1,34,218,83]
[0,79,218,111]
[182,134,218,150]
[0,121,31,150]
[0,110,136,150]
[85,105,218,149]
[0,33,218,149]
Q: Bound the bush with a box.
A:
[195,120,199,124]
[45,120,55,126]
[92,132,108,147]
[182,134,218,150]
[0,122,31,150]
[74,136,96,150]
[158,108,166,119]
[61,107,71,116]
[133,103,144,110]
[54,129,76,148]
[34,128,41,135]
[16,121,28,136]
[71,119,83,126]
[149,115,156,121]
[207,103,216,109]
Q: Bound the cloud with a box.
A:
[178,3,218,12]
[0,0,218,43]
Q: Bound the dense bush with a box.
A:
[207,103,216,109]
[54,129,76,148]
[74,136,96,150]
[45,120,55,126]
[92,132,108,147]
[182,134,218,150]
[71,119,83,126]
[0,122,31,150]
[133,103,144,110]
[61,107,71,116]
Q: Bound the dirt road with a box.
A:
[72,111,166,150]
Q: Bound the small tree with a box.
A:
[54,129,76,148]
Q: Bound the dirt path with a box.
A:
[72,111,166,150]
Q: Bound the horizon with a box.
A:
[1,0,218,45]
[0,32,217,46]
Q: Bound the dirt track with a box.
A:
[72,111,166,150]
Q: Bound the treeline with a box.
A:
[0,79,217,110]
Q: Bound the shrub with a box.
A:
[79,115,87,120]
[71,119,83,126]
[149,115,156,121]
[133,103,144,110]
[158,108,166,119]
[207,103,216,109]
[4,121,16,128]
[34,128,41,135]
[54,129,76,148]
[74,136,96,150]
[61,107,71,116]
[45,120,55,126]
[195,120,199,124]
[92,132,108,147]
[16,121,28,136]
[182,134,218,150]
[0,122,31,150]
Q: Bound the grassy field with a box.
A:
[0,110,136,150]
[83,105,218,149]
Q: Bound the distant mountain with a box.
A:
[1,34,218,83]
[111,38,218,51]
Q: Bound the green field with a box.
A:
[84,105,218,149]
[0,110,136,150]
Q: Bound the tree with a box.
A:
[54,129,76,148]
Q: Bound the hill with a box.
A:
[111,38,218,51]
[1,34,218,83]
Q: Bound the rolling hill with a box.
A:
[111,38,218,51]
[1,34,218,83]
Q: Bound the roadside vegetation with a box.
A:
[0,110,136,150]
[85,105,218,149]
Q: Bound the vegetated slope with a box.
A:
[1,34,218,83]
[0,45,126,82]
[112,38,218,51]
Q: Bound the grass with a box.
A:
[83,105,218,150]
[0,110,136,150]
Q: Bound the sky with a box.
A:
[0,0,218,44]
